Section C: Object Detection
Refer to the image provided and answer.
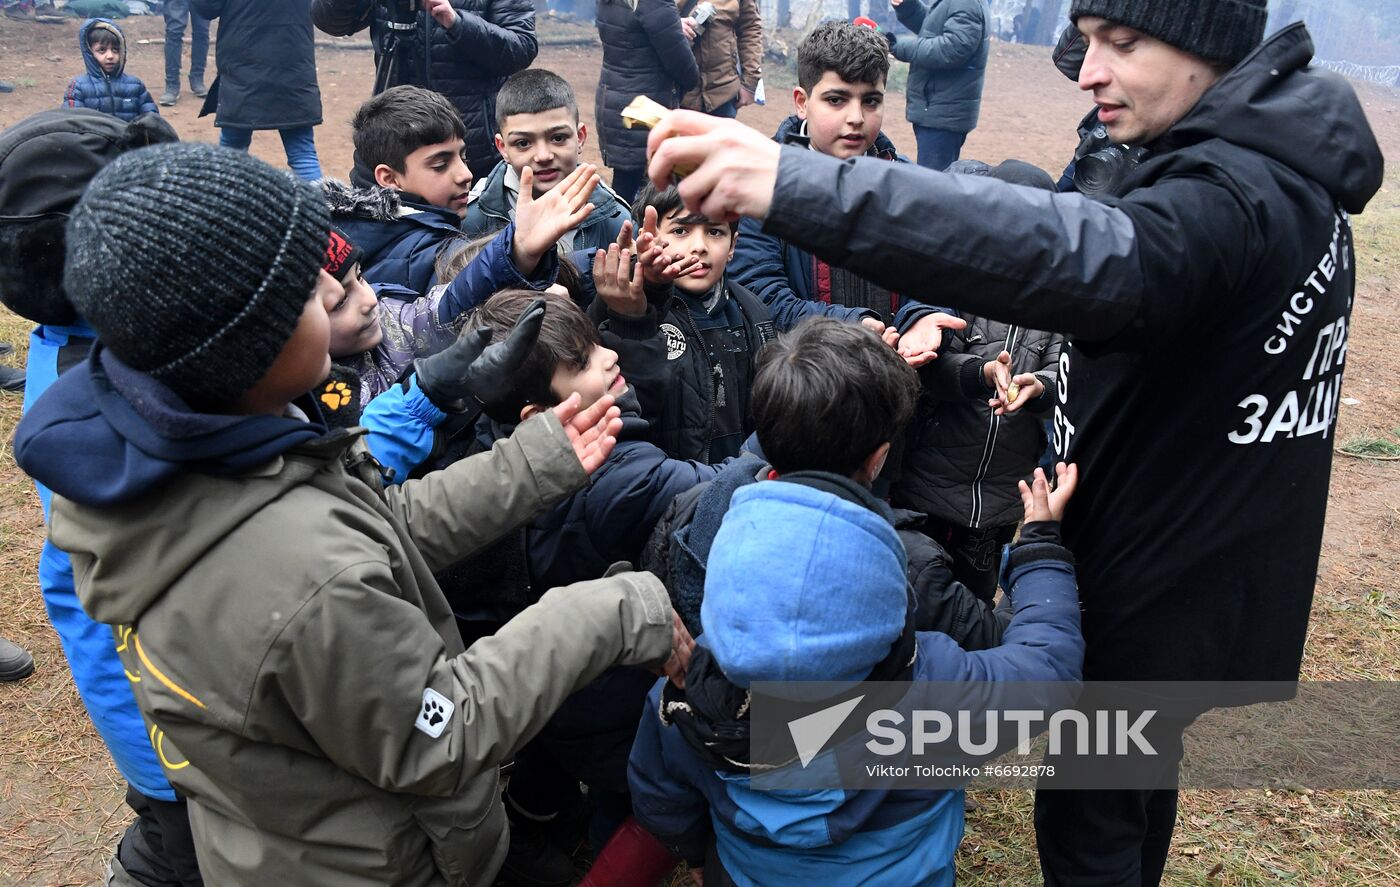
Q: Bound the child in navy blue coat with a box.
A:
[64,19,159,123]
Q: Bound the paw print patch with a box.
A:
[320,380,353,411]
[415,687,455,738]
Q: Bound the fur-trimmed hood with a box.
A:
[321,178,404,222]
[319,179,465,295]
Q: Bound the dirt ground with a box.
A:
[2,12,1398,886]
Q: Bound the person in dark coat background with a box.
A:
[311,0,539,180]
[594,0,699,202]
[887,0,990,170]
[192,0,324,181]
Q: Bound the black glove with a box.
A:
[885,31,897,51]
[413,297,546,414]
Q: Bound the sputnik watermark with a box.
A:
[749,681,1400,791]
[862,708,1158,759]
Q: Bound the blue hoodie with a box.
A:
[63,19,159,124]
[16,346,325,509]
[628,479,1083,885]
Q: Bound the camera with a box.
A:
[1071,121,1148,198]
[691,2,716,39]
[385,0,420,28]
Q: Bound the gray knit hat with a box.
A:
[1070,0,1267,65]
[65,143,330,405]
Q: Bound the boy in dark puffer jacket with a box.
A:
[579,182,776,464]
[893,159,1066,604]
[64,19,159,123]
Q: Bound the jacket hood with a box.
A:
[323,178,403,222]
[1156,23,1383,214]
[701,477,908,686]
[79,18,126,80]
[469,160,628,228]
[773,115,900,161]
[15,345,327,509]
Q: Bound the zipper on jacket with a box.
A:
[969,324,1019,528]
[669,296,716,462]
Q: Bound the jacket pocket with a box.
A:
[412,770,506,884]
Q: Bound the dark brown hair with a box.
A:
[797,21,891,93]
[752,317,917,476]
[465,288,598,423]
[352,86,466,173]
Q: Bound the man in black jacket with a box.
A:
[311,0,538,179]
[638,0,1385,884]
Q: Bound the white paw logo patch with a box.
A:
[415,687,454,739]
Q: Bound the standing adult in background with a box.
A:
[887,0,989,170]
[594,0,698,202]
[311,0,539,180]
[192,0,324,181]
[678,0,763,119]
[639,0,1383,881]
[160,0,211,107]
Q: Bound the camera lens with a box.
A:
[1073,149,1123,197]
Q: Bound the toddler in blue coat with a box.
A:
[64,19,159,123]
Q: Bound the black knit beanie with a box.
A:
[0,108,178,325]
[65,143,330,406]
[1070,0,1268,65]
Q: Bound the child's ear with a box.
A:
[373,163,401,191]
[494,133,507,158]
[854,442,893,487]
[793,87,810,120]
[576,123,588,152]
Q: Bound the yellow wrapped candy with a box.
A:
[621,96,696,177]
[1006,382,1021,403]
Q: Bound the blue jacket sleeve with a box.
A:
[915,533,1083,685]
[892,296,958,333]
[63,77,84,109]
[730,218,877,332]
[437,222,558,325]
[585,446,724,567]
[137,83,160,117]
[628,681,713,865]
[361,376,448,484]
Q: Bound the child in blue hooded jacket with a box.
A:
[64,19,159,123]
[627,318,1085,886]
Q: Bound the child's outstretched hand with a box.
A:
[552,392,623,474]
[632,205,700,286]
[1018,462,1079,524]
[897,311,967,368]
[512,164,600,275]
[592,244,648,319]
[658,610,696,688]
[985,351,1045,415]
